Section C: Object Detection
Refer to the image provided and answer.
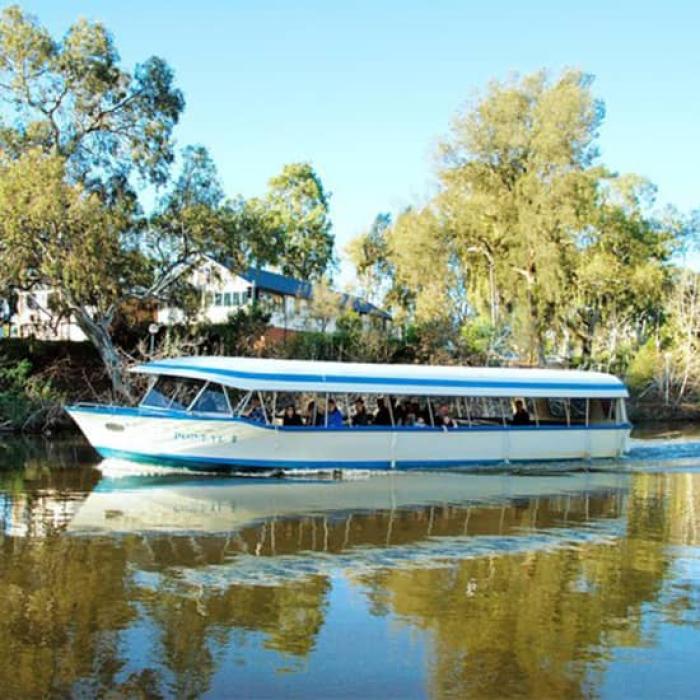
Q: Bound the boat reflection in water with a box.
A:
[3,441,700,699]
[68,464,630,584]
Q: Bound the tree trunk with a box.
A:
[528,291,546,367]
[72,308,134,402]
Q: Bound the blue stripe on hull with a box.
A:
[94,447,616,472]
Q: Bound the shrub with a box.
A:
[626,340,661,394]
[0,359,65,431]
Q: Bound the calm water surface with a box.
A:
[2,428,700,699]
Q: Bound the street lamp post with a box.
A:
[148,323,159,356]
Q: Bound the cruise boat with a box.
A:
[66,357,631,471]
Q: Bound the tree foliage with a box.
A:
[0,7,336,397]
[0,7,189,396]
[350,69,692,372]
[265,162,333,280]
[0,5,184,187]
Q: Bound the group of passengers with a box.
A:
[244,395,531,428]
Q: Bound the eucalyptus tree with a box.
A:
[265,162,334,280]
[0,7,338,396]
[147,144,237,297]
[350,68,681,366]
[0,6,189,397]
[567,176,677,363]
[0,5,183,185]
[436,69,605,363]
[347,212,415,320]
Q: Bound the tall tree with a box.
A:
[352,68,683,367]
[148,145,231,275]
[265,162,334,280]
[0,7,194,397]
[0,150,144,397]
[437,69,604,363]
[346,212,412,315]
[567,175,676,363]
[0,5,183,186]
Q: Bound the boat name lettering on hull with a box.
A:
[173,431,237,444]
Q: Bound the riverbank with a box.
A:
[0,339,108,434]
[627,401,700,424]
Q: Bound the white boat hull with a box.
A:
[67,406,631,470]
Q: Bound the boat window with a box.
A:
[225,387,250,415]
[544,399,572,425]
[569,399,587,424]
[508,397,532,425]
[541,398,594,425]
[589,398,616,424]
[525,398,539,425]
[190,384,230,414]
[425,396,464,428]
[468,397,507,426]
[141,376,205,410]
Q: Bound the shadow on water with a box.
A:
[2,433,700,698]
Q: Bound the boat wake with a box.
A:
[623,437,700,470]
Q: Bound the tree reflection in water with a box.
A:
[1,438,700,698]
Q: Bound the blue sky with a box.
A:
[15,0,700,280]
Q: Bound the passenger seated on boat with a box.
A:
[326,398,344,427]
[304,400,324,426]
[283,404,303,426]
[246,396,266,423]
[398,399,415,425]
[373,397,392,426]
[414,400,429,425]
[512,400,530,425]
[351,398,370,426]
[436,403,455,428]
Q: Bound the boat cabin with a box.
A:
[133,357,629,430]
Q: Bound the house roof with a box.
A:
[240,266,391,320]
[240,267,312,299]
[338,293,391,319]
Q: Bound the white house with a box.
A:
[157,256,391,336]
[0,257,390,342]
[7,288,87,341]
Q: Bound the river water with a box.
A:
[2,429,700,699]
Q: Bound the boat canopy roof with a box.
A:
[132,357,629,399]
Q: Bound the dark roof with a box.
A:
[339,293,392,320]
[240,266,391,320]
[240,267,312,299]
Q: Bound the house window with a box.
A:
[204,292,214,307]
[214,293,223,306]
[233,292,241,306]
[224,292,232,306]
